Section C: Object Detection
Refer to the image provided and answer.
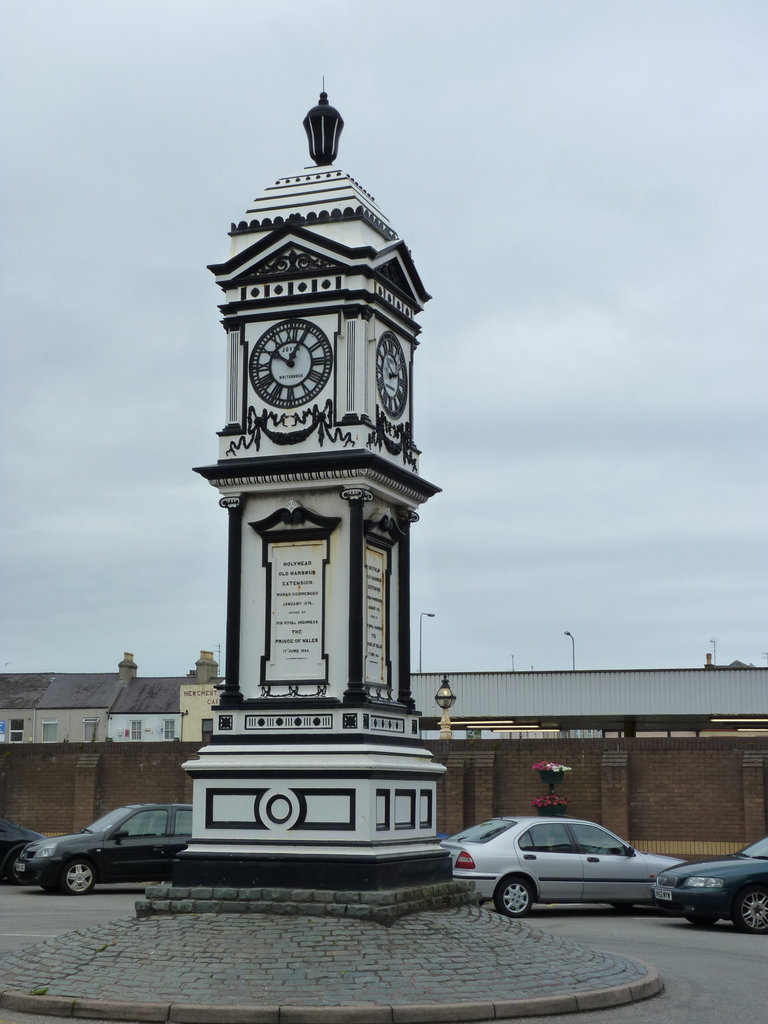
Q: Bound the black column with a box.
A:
[342,487,372,702]
[397,509,418,710]
[219,496,243,707]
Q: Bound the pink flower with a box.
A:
[530,794,570,807]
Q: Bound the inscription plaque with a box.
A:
[365,544,386,687]
[266,539,325,681]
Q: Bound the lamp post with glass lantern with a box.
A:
[435,675,456,740]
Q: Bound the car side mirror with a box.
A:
[624,845,635,857]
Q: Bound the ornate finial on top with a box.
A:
[303,91,344,166]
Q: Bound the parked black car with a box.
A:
[653,835,768,933]
[16,803,192,894]
[0,818,44,884]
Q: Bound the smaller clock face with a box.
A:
[249,319,333,409]
[375,332,408,418]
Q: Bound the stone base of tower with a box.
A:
[172,705,451,891]
[172,848,451,890]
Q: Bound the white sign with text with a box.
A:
[266,539,325,681]
[365,544,386,687]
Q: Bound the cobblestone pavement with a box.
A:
[0,904,660,1021]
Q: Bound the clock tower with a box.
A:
[174,93,449,889]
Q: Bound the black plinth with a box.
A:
[172,850,452,891]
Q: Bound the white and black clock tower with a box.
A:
[174,94,449,889]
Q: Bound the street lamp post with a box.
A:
[434,675,456,740]
[564,631,575,670]
[418,612,435,672]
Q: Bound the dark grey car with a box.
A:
[16,803,192,894]
[0,818,44,883]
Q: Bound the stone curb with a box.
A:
[0,965,662,1023]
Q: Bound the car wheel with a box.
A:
[59,860,96,895]
[493,875,534,918]
[683,914,719,927]
[732,884,768,934]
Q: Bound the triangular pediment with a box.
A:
[209,224,430,306]
[209,224,364,280]
[238,243,344,282]
[376,259,411,295]
[373,241,431,306]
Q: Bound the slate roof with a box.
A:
[36,674,123,710]
[0,673,184,714]
[0,673,54,709]
[109,678,180,715]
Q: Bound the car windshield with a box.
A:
[450,819,515,844]
[81,807,134,833]
[740,836,768,859]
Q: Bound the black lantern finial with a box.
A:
[303,90,344,166]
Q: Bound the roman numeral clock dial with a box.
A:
[375,331,408,418]
[249,319,333,409]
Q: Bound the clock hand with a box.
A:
[287,327,309,365]
[272,344,293,364]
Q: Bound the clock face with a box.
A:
[249,319,333,409]
[375,332,408,418]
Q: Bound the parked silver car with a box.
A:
[442,816,684,917]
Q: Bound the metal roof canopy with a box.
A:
[411,668,768,735]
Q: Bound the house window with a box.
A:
[130,720,142,741]
[83,718,100,742]
[41,719,58,743]
[201,718,213,744]
[163,719,177,740]
[10,719,24,743]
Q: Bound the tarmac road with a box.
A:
[520,904,767,1024]
[0,883,144,956]
[0,884,765,1024]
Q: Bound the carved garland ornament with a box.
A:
[366,408,417,470]
[226,400,356,455]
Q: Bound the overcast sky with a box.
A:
[2,0,766,677]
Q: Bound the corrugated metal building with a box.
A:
[411,667,768,736]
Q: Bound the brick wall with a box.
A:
[1,737,766,856]
[430,737,768,856]
[0,743,197,834]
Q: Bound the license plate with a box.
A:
[654,887,672,901]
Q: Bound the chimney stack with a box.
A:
[705,652,713,668]
[118,652,137,684]
[195,650,219,685]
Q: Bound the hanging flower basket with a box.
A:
[530,794,570,817]
[531,762,571,785]
[536,804,568,817]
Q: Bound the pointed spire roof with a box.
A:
[228,94,399,253]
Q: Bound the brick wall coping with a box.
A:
[136,880,477,926]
